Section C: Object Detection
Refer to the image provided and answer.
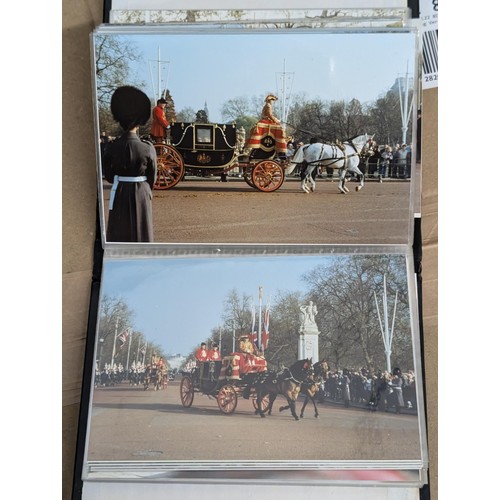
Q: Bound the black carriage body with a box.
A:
[179,357,270,415]
[170,122,238,170]
[198,360,223,394]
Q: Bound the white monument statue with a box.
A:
[299,300,318,331]
[298,301,319,363]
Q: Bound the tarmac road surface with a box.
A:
[86,379,422,463]
[102,176,414,245]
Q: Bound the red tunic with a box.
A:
[150,105,170,139]
[195,347,208,362]
[207,349,221,361]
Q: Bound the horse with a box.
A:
[253,358,313,420]
[143,365,152,390]
[290,134,373,194]
[279,359,330,419]
[153,366,164,391]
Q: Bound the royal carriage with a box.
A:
[152,120,292,193]
[179,335,271,414]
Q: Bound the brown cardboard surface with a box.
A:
[62,3,437,499]
[62,1,102,498]
[421,87,438,499]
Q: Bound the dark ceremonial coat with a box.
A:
[103,131,157,242]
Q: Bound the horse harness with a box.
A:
[303,140,362,169]
[254,367,306,386]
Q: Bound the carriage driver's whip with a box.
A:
[281,122,333,145]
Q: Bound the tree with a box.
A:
[220,96,258,133]
[303,255,412,372]
[287,98,328,143]
[94,34,146,135]
[97,295,167,370]
[262,291,303,369]
[195,109,209,123]
[367,91,405,146]
[326,99,367,140]
[176,106,196,123]
[212,289,254,355]
[98,296,135,368]
[221,96,251,122]
[161,89,177,122]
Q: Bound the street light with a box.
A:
[98,337,105,372]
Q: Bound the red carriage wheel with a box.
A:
[252,393,270,413]
[180,376,194,407]
[153,143,184,190]
[251,160,284,192]
[217,384,238,414]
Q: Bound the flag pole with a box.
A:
[126,330,133,372]
[258,286,263,349]
[232,318,235,353]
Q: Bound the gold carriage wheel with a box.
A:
[180,376,194,407]
[153,143,184,190]
[217,384,238,414]
[251,160,285,192]
[252,393,270,413]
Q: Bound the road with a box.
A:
[101,176,414,245]
[86,379,422,463]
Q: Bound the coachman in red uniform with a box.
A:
[207,343,221,361]
[195,342,208,363]
[150,97,170,142]
[246,94,287,155]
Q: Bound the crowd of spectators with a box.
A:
[95,359,175,388]
[319,366,417,414]
[363,140,413,181]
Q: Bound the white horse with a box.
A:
[291,134,373,194]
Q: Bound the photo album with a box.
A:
[74,2,429,498]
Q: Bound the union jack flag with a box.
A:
[248,332,258,347]
[117,329,129,348]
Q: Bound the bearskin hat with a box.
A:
[110,86,151,131]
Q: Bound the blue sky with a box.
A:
[100,254,336,355]
[112,30,417,122]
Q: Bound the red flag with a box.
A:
[261,306,270,349]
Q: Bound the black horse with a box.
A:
[254,358,313,420]
[279,360,330,418]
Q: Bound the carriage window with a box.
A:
[196,127,212,144]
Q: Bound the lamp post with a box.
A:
[98,337,105,372]
[374,274,398,373]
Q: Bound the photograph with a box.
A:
[84,252,426,476]
[93,28,418,245]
